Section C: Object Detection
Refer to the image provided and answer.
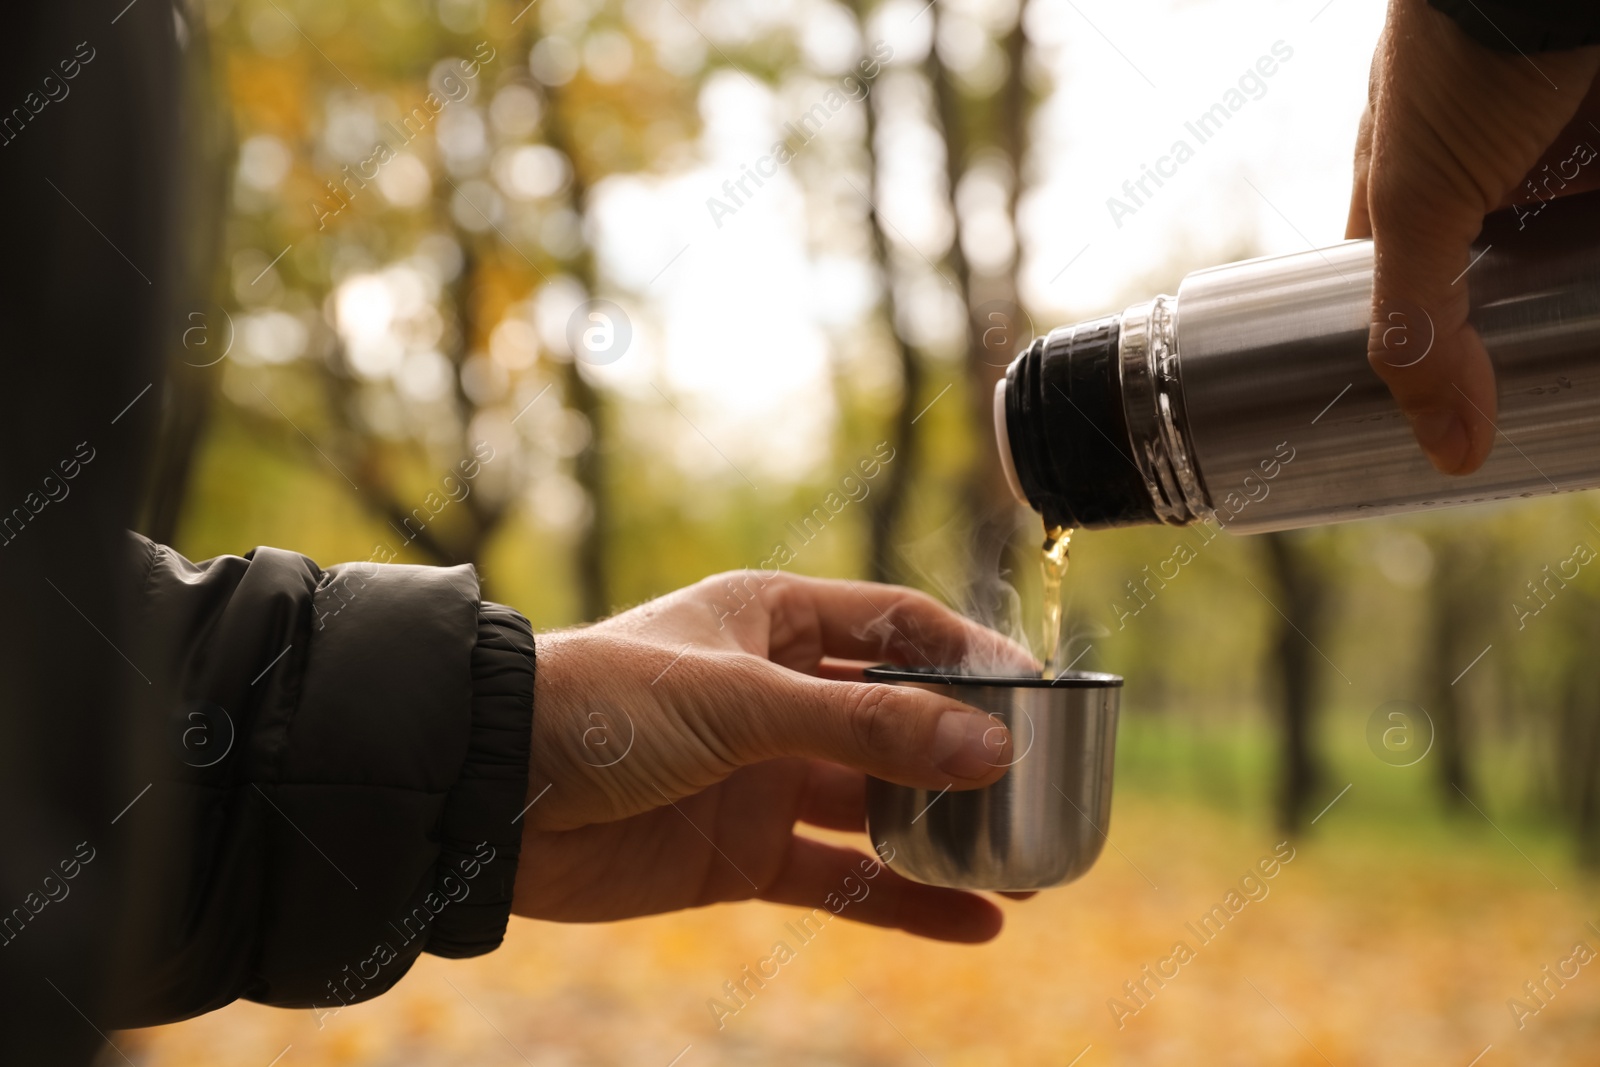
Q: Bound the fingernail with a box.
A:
[931,711,1006,779]
[1410,409,1469,473]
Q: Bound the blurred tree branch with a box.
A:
[226,393,462,566]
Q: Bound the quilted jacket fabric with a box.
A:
[112,534,535,1023]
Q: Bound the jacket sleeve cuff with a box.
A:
[1429,0,1600,52]
[424,601,535,958]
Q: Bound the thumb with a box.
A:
[1364,157,1498,475]
[1360,2,1600,474]
[709,661,1013,791]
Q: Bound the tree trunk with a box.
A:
[1424,536,1480,806]
[851,5,921,585]
[1262,531,1327,833]
[1559,664,1600,865]
[1554,586,1600,865]
[544,79,611,621]
[926,4,1034,601]
[563,361,609,620]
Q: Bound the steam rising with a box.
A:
[856,509,1103,678]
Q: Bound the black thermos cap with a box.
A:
[1002,315,1159,530]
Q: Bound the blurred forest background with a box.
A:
[125,0,1600,1062]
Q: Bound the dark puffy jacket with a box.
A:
[1428,0,1600,51]
[3,0,1598,1062]
[0,6,540,1060]
[113,533,534,1022]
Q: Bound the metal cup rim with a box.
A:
[863,664,1124,689]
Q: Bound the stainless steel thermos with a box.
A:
[996,189,1600,534]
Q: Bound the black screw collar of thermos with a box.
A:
[1001,315,1161,531]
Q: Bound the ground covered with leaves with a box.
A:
[123,785,1600,1066]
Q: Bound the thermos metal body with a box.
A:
[998,190,1600,533]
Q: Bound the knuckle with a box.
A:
[844,683,913,757]
[697,568,746,593]
[1366,344,1405,378]
[695,569,787,633]
[754,567,793,600]
[705,567,783,601]
[897,586,944,618]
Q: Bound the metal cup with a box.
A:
[864,666,1123,891]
